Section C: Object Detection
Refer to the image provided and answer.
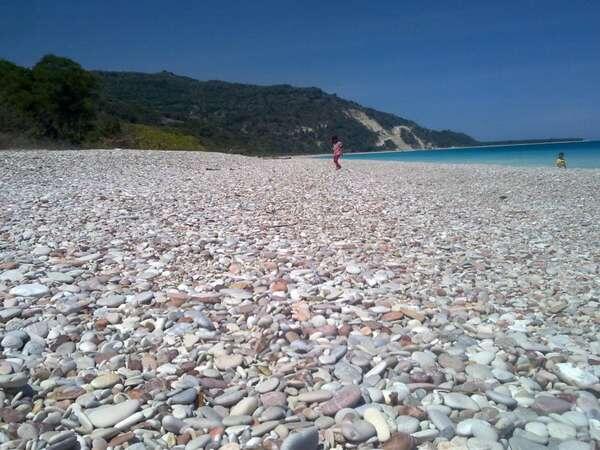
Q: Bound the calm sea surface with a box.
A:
[336,140,600,169]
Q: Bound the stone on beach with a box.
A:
[281,428,318,450]
[215,354,243,370]
[342,419,377,442]
[0,373,28,389]
[383,433,417,450]
[531,396,573,414]
[9,283,49,297]
[442,392,480,411]
[230,396,259,416]
[319,385,363,415]
[298,390,333,403]
[255,378,279,393]
[364,407,391,441]
[554,363,599,388]
[214,391,245,406]
[97,294,125,307]
[396,416,420,434]
[90,373,121,389]
[84,400,140,428]
[428,408,455,439]
[169,387,198,404]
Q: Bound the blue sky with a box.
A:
[1,0,599,140]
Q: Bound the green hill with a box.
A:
[95,70,478,154]
[1,54,479,153]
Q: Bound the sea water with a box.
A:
[336,140,600,169]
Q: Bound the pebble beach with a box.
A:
[0,149,599,450]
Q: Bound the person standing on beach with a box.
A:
[332,135,343,170]
[555,152,567,168]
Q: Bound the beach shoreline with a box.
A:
[302,139,590,158]
[1,149,599,449]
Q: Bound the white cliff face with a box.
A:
[344,108,429,149]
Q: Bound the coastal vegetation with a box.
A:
[0,56,98,147]
[0,54,477,154]
[101,123,205,151]
[0,54,579,154]
[95,71,479,154]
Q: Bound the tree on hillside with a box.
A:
[0,60,34,133]
[30,55,98,143]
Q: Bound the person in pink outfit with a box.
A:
[332,135,343,170]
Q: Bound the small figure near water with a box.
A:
[555,152,567,169]
[332,135,343,170]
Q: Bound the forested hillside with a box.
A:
[96,70,478,154]
[1,54,478,153]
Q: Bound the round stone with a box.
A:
[214,391,245,406]
[439,353,465,371]
[364,407,391,442]
[17,423,39,440]
[1,333,24,349]
[97,294,125,307]
[486,390,517,407]
[169,387,198,405]
[547,422,576,440]
[443,393,480,411]
[230,396,259,416]
[314,416,335,429]
[215,354,243,370]
[342,419,376,442]
[223,415,253,426]
[335,408,360,425]
[465,364,493,380]
[319,385,363,416]
[560,411,588,429]
[91,373,121,389]
[531,396,572,414]
[525,422,548,439]
[260,406,286,421]
[555,363,599,388]
[9,283,49,297]
[297,390,333,403]
[251,421,279,437]
[255,377,279,393]
[469,351,496,365]
[280,427,318,450]
[396,416,420,434]
[162,415,185,433]
[411,351,436,369]
[0,373,28,389]
[85,400,140,428]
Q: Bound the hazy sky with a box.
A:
[2,0,599,140]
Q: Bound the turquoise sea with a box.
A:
[337,140,600,169]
